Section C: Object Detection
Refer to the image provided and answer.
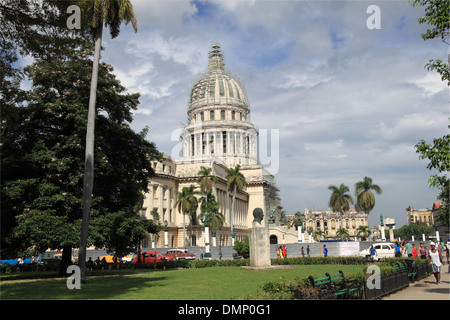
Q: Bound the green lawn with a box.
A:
[0,265,363,300]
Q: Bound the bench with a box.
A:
[393,261,416,280]
[309,270,363,299]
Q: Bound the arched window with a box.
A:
[221,109,225,120]
[210,110,215,120]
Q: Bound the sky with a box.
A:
[84,0,447,227]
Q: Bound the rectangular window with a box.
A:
[221,110,225,120]
[210,110,215,120]
[223,131,227,154]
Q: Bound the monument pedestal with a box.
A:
[249,224,271,268]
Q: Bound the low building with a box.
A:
[303,208,369,240]
[406,206,434,226]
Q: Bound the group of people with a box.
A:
[369,239,449,285]
[277,245,288,258]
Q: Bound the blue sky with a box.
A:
[93,0,448,227]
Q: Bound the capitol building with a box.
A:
[140,45,282,248]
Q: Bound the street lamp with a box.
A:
[164,220,168,248]
[230,229,236,247]
[296,212,303,243]
[307,226,313,243]
[201,212,212,259]
[212,227,217,247]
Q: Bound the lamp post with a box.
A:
[380,215,386,241]
[230,229,236,247]
[201,211,212,259]
[296,212,303,243]
[307,226,313,243]
[164,220,168,248]
[212,227,217,247]
[434,222,440,243]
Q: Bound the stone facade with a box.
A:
[303,208,369,240]
[140,45,281,248]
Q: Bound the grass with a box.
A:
[0,264,364,300]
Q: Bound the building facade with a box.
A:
[140,45,281,248]
[406,206,434,226]
[303,208,369,240]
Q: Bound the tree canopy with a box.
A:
[1,7,161,267]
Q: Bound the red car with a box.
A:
[164,248,196,260]
[131,251,174,264]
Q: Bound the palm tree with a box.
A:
[314,230,325,241]
[354,176,382,214]
[78,0,137,283]
[199,191,225,229]
[197,166,217,200]
[328,183,354,228]
[174,185,199,248]
[356,225,372,241]
[225,165,246,246]
[336,228,350,240]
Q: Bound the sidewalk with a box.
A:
[382,266,450,300]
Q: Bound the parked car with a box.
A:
[99,254,134,263]
[164,248,196,260]
[0,257,41,265]
[131,251,174,264]
[359,242,395,261]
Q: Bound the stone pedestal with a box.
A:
[249,223,271,268]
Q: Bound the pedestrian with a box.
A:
[370,245,377,262]
[200,247,204,260]
[323,245,328,257]
[282,245,287,258]
[427,241,444,285]
[307,245,311,257]
[446,239,450,266]
[419,243,427,259]
[394,241,401,258]
[219,245,222,260]
[405,240,413,258]
[412,244,418,258]
[401,241,407,257]
[301,247,305,257]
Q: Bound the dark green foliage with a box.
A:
[1,39,162,260]
[233,237,250,258]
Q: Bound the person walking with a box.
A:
[200,247,204,260]
[427,242,444,285]
[419,243,427,259]
[301,247,305,257]
[307,245,311,257]
[370,245,377,262]
[394,242,401,258]
[219,245,222,260]
[412,244,417,258]
[405,241,413,258]
[323,245,328,257]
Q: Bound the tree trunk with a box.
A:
[79,24,103,284]
[182,210,186,248]
[230,185,236,246]
[59,245,73,276]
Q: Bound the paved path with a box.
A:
[383,265,450,300]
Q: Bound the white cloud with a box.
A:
[96,0,448,227]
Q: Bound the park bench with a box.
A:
[393,261,416,281]
[309,270,363,299]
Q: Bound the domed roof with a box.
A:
[188,45,249,111]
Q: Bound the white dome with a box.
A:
[188,45,249,112]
